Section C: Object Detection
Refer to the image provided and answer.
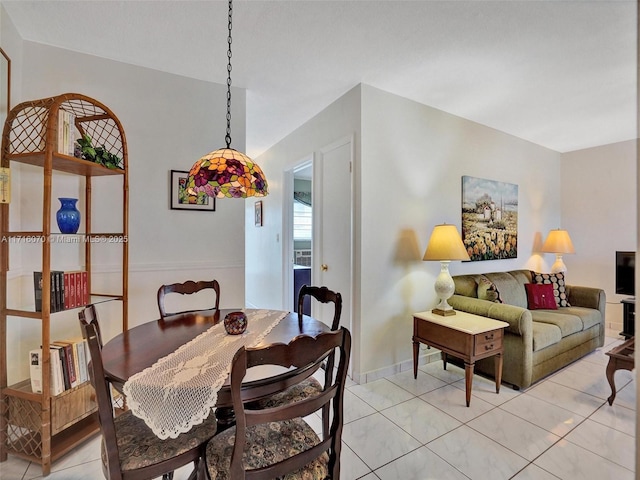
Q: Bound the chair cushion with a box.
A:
[206,418,329,480]
[254,377,323,408]
[103,409,216,472]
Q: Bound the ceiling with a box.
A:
[2,0,637,158]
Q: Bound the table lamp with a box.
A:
[423,224,470,316]
[541,229,575,273]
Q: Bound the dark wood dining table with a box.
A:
[101,308,330,429]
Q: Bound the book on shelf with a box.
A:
[29,349,43,393]
[33,272,43,312]
[33,270,88,312]
[66,337,89,384]
[52,341,78,388]
[50,344,70,391]
[29,348,65,395]
[57,110,78,156]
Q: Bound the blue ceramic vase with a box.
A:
[56,197,81,234]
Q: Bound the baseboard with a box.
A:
[351,347,442,385]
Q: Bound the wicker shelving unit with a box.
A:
[0,93,128,475]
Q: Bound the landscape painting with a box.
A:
[461,176,518,261]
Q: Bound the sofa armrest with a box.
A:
[566,285,606,318]
[448,294,532,336]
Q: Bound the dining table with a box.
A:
[101,308,330,434]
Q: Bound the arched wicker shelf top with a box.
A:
[1,93,127,176]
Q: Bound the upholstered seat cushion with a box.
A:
[254,377,323,409]
[532,321,562,352]
[530,311,583,337]
[560,306,603,330]
[103,409,217,472]
[206,418,329,480]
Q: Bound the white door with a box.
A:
[314,138,353,333]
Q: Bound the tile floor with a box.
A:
[1,330,636,480]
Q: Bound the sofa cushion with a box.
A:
[531,272,571,307]
[485,272,528,308]
[525,283,557,310]
[532,321,562,352]
[560,306,603,330]
[530,310,583,337]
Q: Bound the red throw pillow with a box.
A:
[525,283,558,310]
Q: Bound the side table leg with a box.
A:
[606,358,618,406]
[442,351,448,371]
[494,353,503,394]
[464,362,474,407]
[413,339,419,379]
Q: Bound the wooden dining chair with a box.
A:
[204,327,351,480]
[253,285,342,436]
[297,284,342,331]
[81,321,217,480]
[78,303,103,346]
[157,279,220,320]
[79,304,129,411]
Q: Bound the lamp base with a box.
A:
[432,308,456,317]
[550,254,567,274]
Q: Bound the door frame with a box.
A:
[283,155,313,312]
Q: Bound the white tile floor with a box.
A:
[2,331,635,480]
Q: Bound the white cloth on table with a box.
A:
[122,309,287,439]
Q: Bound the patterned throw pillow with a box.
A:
[530,271,570,307]
[477,277,503,303]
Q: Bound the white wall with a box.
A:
[358,85,563,379]
[561,139,637,330]
[245,86,361,311]
[3,39,247,384]
[247,83,564,382]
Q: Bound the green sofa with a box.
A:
[448,269,605,390]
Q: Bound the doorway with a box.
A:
[284,137,353,341]
[292,162,313,315]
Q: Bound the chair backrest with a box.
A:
[81,321,123,480]
[78,304,103,347]
[229,327,351,479]
[297,285,342,331]
[157,279,220,320]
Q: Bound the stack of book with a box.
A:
[33,271,89,312]
[29,337,90,395]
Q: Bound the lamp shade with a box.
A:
[541,229,575,254]
[423,224,470,261]
[186,148,268,199]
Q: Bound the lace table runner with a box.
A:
[123,309,287,439]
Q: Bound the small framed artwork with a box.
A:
[170,170,215,211]
[255,200,263,226]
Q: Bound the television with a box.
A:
[615,251,635,296]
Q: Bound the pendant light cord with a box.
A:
[225,0,233,149]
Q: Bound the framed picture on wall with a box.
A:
[255,201,263,226]
[170,170,215,211]
[461,175,518,261]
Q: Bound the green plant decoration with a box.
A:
[76,134,123,169]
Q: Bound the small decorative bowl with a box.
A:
[224,311,247,335]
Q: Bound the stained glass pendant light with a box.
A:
[187,0,268,199]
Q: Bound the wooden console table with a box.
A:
[413,310,508,406]
[605,336,634,406]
